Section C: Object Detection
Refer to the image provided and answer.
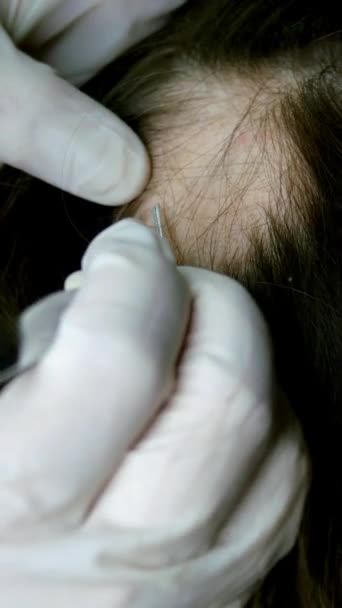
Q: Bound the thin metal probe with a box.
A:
[152,204,164,239]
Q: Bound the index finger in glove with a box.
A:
[0,220,191,535]
[0,28,149,204]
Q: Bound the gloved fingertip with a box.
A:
[0,48,150,206]
[63,118,151,206]
[108,218,176,263]
[81,219,175,274]
[64,271,84,291]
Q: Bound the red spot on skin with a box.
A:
[234,132,250,147]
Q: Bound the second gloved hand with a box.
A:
[0,220,309,607]
[0,1,186,204]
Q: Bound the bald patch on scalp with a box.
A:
[127,63,306,271]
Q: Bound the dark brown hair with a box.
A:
[2,1,342,606]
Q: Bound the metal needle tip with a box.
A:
[152,205,164,239]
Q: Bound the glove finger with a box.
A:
[85,269,307,593]
[0,221,190,534]
[0,28,149,204]
[85,268,276,560]
[24,0,187,85]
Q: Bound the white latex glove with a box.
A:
[0,1,186,203]
[0,219,309,607]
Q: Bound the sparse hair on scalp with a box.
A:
[2,1,342,606]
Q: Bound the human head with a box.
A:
[1,1,342,606]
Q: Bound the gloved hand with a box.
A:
[0,1,186,204]
[0,220,309,607]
